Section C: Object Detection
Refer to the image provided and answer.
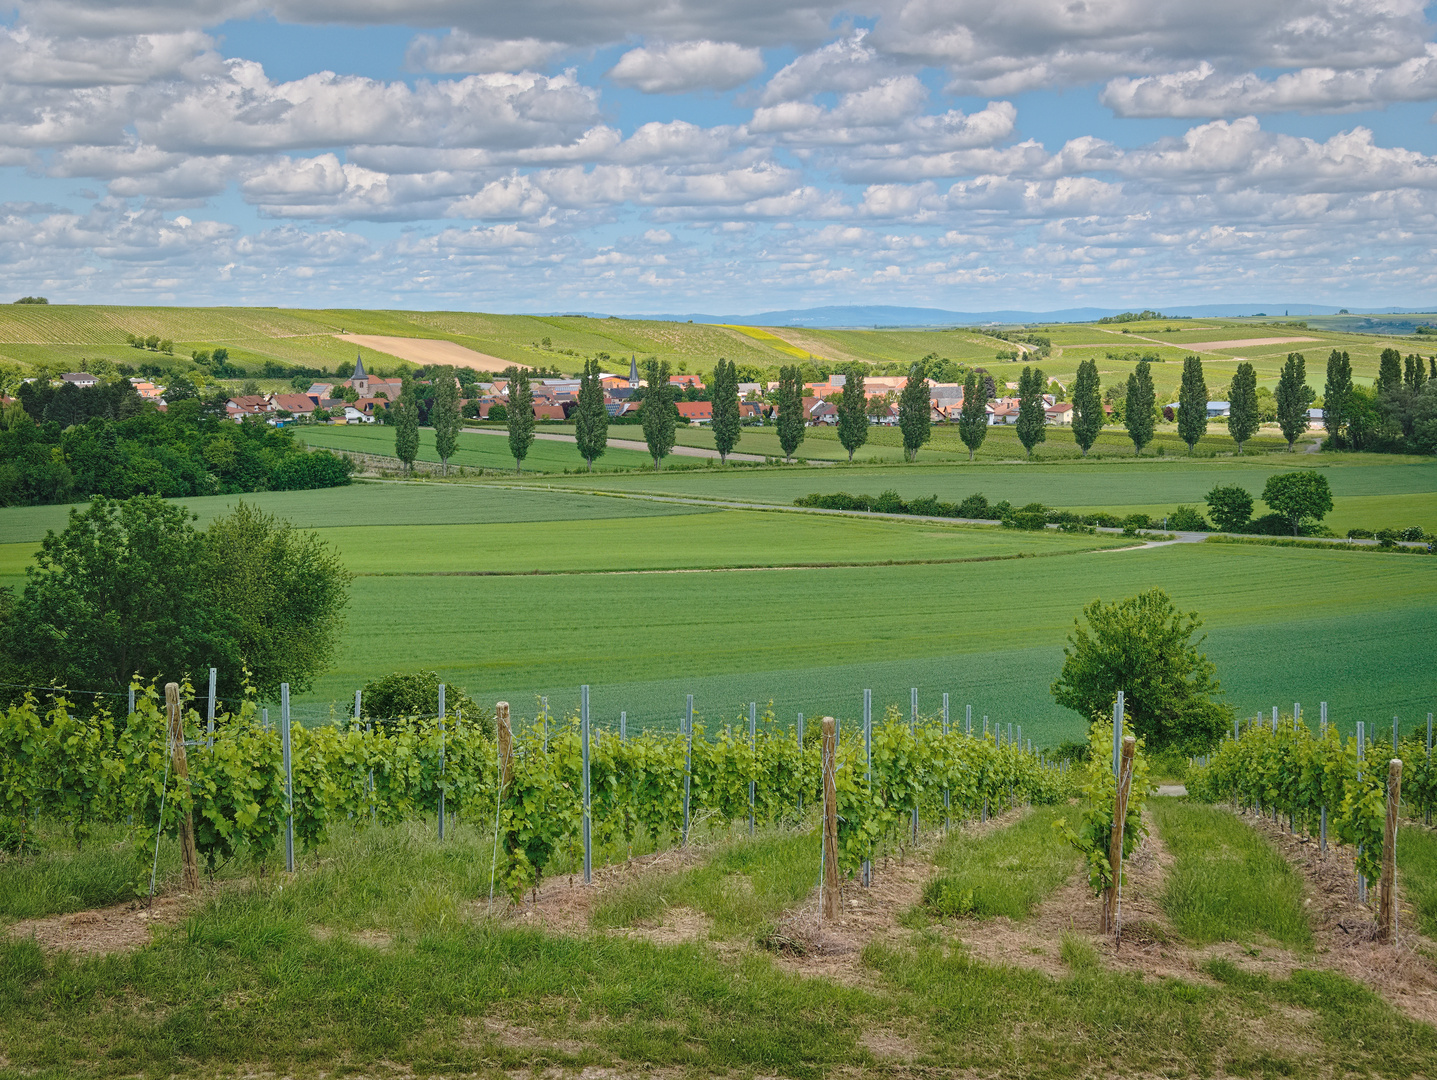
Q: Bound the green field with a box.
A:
[3,480,1433,736]
[298,422,660,473]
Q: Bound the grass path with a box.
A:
[1148,799,1313,950]
[922,805,1077,920]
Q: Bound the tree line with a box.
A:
[1,377,352,507]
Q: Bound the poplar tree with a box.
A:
[507,369,535,474]
[957,370,989,461]
[1227,362,1259,454]
[1274,352,1313,451]
[574,357,608,471]
[776,365,805,462]
[1323,349,1352,446]
[641,357,676,470]
[430,367,461,476]
[1377,348,1403,393]
[1071,358,1103,456]
[1015,365,1047,458]
[1124,359,1155,455]
[897,364,931,461]
[710,357,741,464]
[394,373,419,475]
[1176,355,1208,454]
[836,365,868,462]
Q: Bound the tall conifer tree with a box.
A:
[1177,355,1208,454]
[574,357,608,471]
[836,365,868,462]
[1227,362,1259,454]
[507,368,535,474]
[1124,360,1156,455]
[1376,348,1403,393]
[1071,358,1103,456]
[710,358,741,464]
[776,365,805,462]
[957,370,989,461]
[1015,365,1047,458]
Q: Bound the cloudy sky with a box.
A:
[3,0,1437,313]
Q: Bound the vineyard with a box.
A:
[0,683,1069,902]
[1190,710,1437,896]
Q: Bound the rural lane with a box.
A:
[463,425,777,463]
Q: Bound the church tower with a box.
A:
[350,352,369,396]
[628,354,639,389]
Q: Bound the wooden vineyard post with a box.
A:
[1104,735,1136,938]
[1381,758,1403,942]
[166,682,202,893]
[821,717,840,921]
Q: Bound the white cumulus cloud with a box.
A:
[609,41,766,93]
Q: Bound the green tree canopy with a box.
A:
[641,358,676,469]
[1015,365,1047,458]
[957,369,989,461]
[1051,589,1231,754]
[1177,355,1208,453]
[430,367,461,475]
[359,670,493,738]
[836,365,868,462]
[1261,470,1333,535]
[506,369,535,474]
[776,364,805,462]
[0,496,351,702]
[1274,352,1314,451]
[1226,362,1259,453]
[1204,484,1253,532]
[1323,350,1353,448]
[1377,347,1403,393]
[710,357,741,464]
[394,373,419,474]
[1124,359,1155,455]
[1071,358,1103,456]
[897,364,931,461]
[574,357,608,471]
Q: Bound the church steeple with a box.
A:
[350,351,369,395]
[628,353,639,388]
[352,351,367,380]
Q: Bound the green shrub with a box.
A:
[1003,510,1047,531]
[957,492,992,518]
[873,489,906,514]
[359,670,493,735]
[1169,505,1209,531]
[1347,528,1374,539]
[1123,513,1152,530]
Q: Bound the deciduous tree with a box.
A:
[1226,362,1259,453]
[1015,365,1046,458]
[574,357,608,471]
[1071,358,1102,456]
[1204,484,1253,532]
[957,370,989,461]
[1051,589,1231,753]
[1261,470,1333,535]
[1274,352,1314,451]
[1177,355,1208,454]
[430,367,461,476]
[1377,347,1403,393]
[1124,360,1155,455]
[836,365,868,462]
[898,364,931,461]
[1323,350,1353,447]
[776,365,805,462]
[507,369,535,474]
[710,357,741,464]
[394,373,419,474]
[641,358,676,469]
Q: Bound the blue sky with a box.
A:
[2,0,1436,314]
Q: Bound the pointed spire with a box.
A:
[628,353,639,387]
[352,351,367,381]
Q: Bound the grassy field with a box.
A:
[1149,800,1313,950]
[545,455,1437,531]
[2,481,1433,737]
[299,422,660,473]
[923,806,1077,919]
[1399,825,1437,939]
[7,820,1437,1079]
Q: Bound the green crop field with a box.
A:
[298,422,660,473]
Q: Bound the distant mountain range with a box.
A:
[544,303,1437,327]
